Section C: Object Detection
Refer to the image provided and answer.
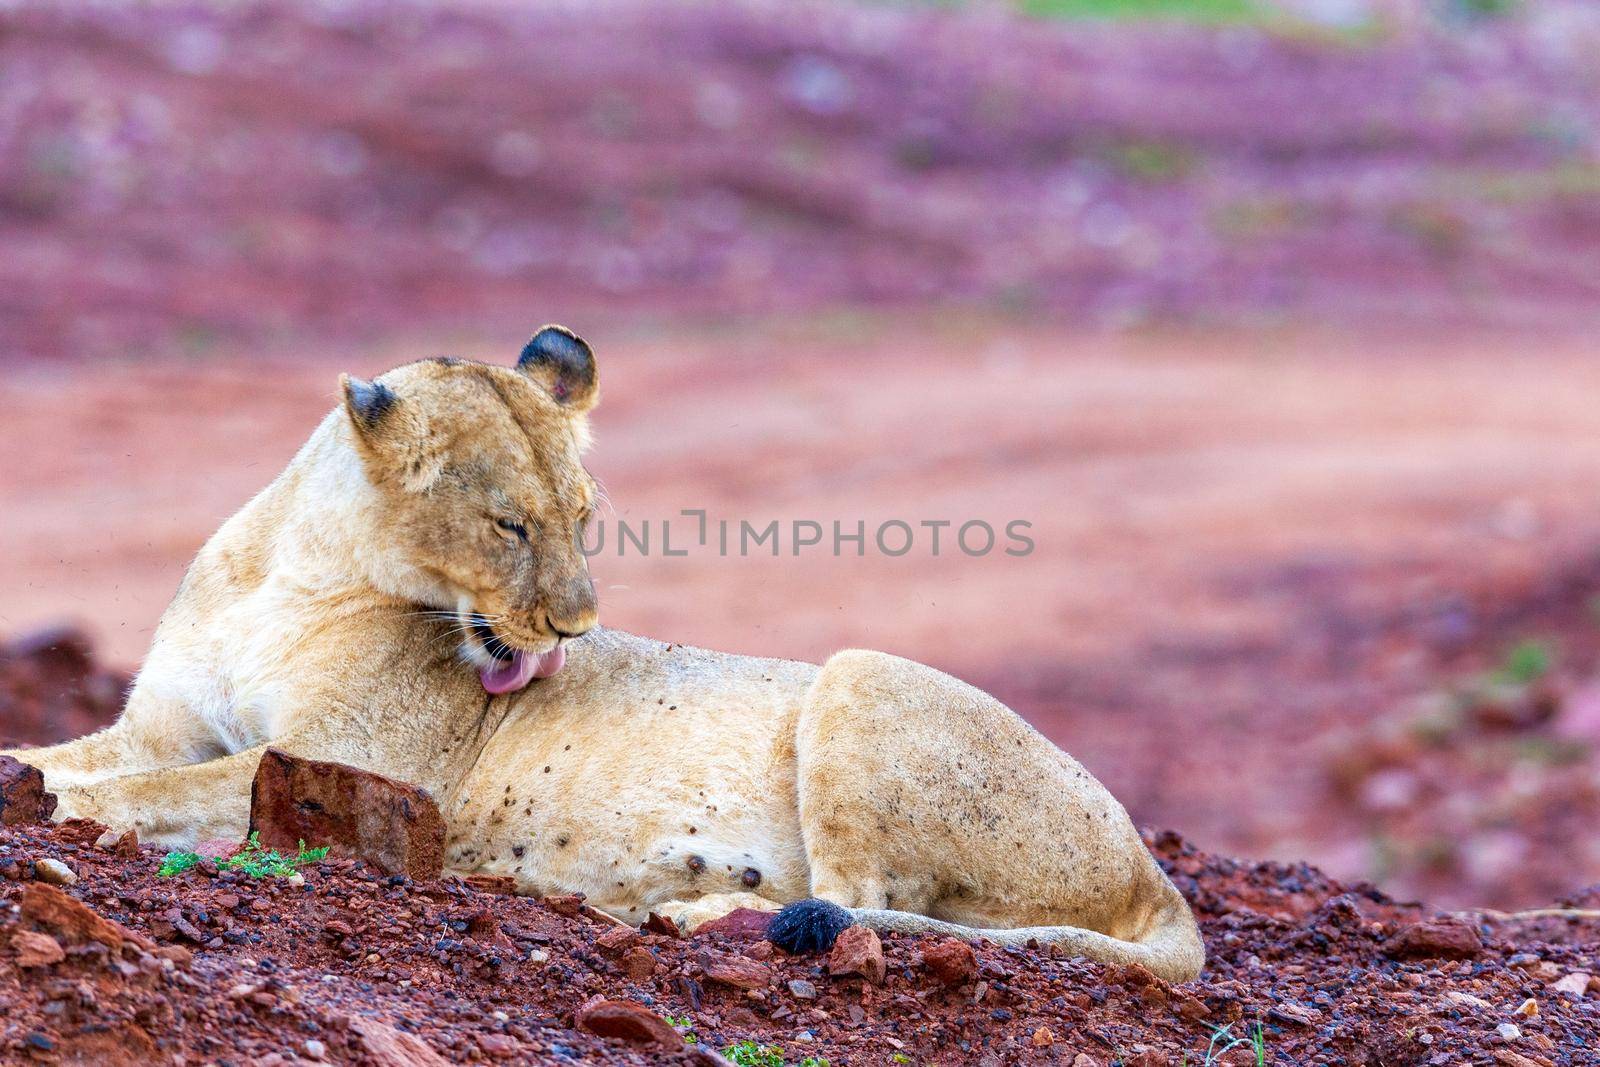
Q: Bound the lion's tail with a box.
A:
[767,884,1204,984]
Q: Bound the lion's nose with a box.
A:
[545,576,597,639]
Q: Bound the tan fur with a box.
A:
[5,333,1204,983]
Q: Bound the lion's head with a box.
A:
[338,325,600,693]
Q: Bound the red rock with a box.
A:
[642,911,681,937]
[55,817,109,845]
[695,907,775,941]
[11,930,64,968]
[0,756,56,825]
[20,883,154,952]
[95,828,140,857]
[248,749,446,879]
[461,873,517,895]
[543,894,586,917]
[345,1015,449,1067]
[1384,917,1484,960]
[575,996,683,1048]
[700,953,772,990]
[921,938,978,985]
[826,924,886,984]
[476,1033,519,1060]
[464,909,498,940]
[596,925,642,955]
[621,946,658,982]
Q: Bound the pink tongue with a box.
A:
[479,646,565,694]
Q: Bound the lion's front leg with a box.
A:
[0,727,143,791]
[55,744,272,849]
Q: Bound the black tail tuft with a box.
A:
[767,898,853,954]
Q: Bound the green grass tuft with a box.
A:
[720,1041,829,1067]
[1199,1021,1269,1065]
[156,851,201,877]
[157,830,329,879]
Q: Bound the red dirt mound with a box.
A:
[0,818,1595,1064]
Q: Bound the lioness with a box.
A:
[7,328,1204,982]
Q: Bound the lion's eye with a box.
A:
[495,518,528,542]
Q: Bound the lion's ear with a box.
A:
[339,374,442,491]
[341,374,397,431]
[517,325,597,411]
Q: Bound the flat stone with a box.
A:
[575,996,683,1049]
[1383,916,1483,961]
[345,1015,449,1067]
[248,749,446,879]
[700,953,772,990]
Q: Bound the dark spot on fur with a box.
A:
[688,826,696,835]
[741,868,762,889]
[686,855,706,874]
[512,846,525,858]
[544,766,551,773]
[767,899,852,955]
[557,835,570,848]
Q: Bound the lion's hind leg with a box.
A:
[787,649,1204,983]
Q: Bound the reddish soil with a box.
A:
[2,813,1598,1065]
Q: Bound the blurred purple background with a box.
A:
[3,0,1597,361]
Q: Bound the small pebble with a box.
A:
[303,1039,326,1060]
[1513,997,1538,1018]
[34,858,77,886]
[1497,1022,1522,1042]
